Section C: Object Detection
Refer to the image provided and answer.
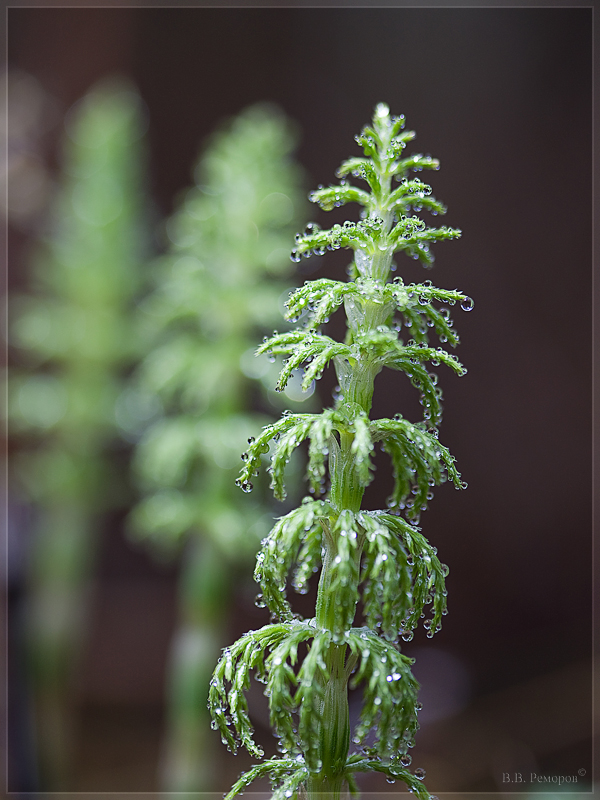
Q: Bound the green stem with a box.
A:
[307,767,347,800]
[162,536,229,792]
[304,114,408,799]
[26,503,98,790]
[309,376,378,797]
[306,639,349,800]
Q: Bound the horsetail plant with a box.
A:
[128,105,307,793]
[9,79,150,789]
[210,104,473,800]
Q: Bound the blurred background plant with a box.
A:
[8,78,152,790]
[127,104,309,794]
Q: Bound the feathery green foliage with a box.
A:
[8,79,150,789]
[128,105,307,792]
[130,104,307,551]
[210,104,472,799]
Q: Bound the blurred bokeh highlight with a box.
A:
[3,6,594,798]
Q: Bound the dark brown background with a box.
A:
[5,5,595,796]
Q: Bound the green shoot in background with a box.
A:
[210,104,473,800]
[128,104,308,793]
[9,80,151,789]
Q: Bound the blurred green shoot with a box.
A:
[9,78,151,789]
[128,104,308,793]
